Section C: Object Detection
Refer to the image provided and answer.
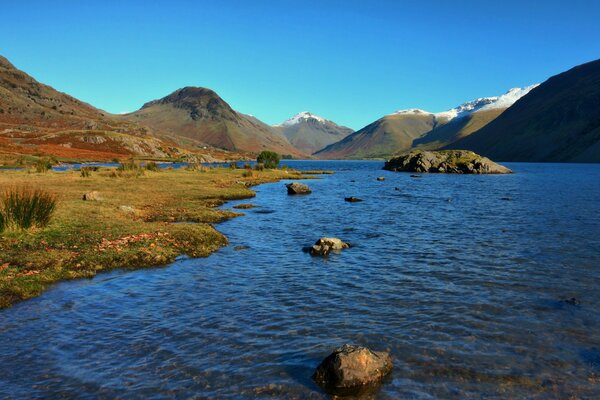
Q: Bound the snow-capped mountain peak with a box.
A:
[390,84,539,122]
[277,111,327,127]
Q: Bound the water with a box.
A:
[1,160,600,399]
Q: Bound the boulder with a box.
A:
[309,237,350,257]
[384,150,512,174]
[286,182,311,195]
[313,344,393,396]
[344,197,363,202]
[82,191,102,201]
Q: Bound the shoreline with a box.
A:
[0,166,308,309]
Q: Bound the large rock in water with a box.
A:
[313,344,393,396]
[286,182,311,195]
[383,150,512,174]
[309,237,350,256]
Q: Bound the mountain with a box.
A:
[445,59,600,162]
[272,112,353,154]
[126,87,304,157]
[0,55,228,162]
[314,111,442,159]
[315,86,536,159]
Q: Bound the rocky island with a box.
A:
[383,150,512,174]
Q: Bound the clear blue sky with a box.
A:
[2,0,599,130]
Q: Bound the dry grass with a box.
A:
[0,166,303,308]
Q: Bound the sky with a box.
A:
[2,0,600,130]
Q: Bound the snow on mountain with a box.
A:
[391,85,539,121]
[276,111,327,127]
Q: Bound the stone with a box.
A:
[313,344,393,396]
[285,182,311,195]
[344,197,363,202]
[309,237,350,257]
[384,150,512,174]
[376,176,385,181]
[82,191,102,201]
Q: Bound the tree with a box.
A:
[256,151,280,169]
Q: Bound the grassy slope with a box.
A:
[315,114,437,159]
[0,166,303,308]
[412,109,505,151]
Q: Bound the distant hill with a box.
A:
[314,111,441,159]
[126,87,304,157]
[446,59,600,162]
[0,55,231,162]
[272,111,353,154]
[315,86,536,159]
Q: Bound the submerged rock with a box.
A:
[384,150,512,174]
[313,344,393,396]
[344,197,363,202]
[309,237,350,257]
[285,182,311,195]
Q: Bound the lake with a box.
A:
[1,160,599,399]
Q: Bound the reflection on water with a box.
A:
[1,161,600,399]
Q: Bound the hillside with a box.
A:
[126,87,304,157]
[446,59,600,162]
[273,112,353,154]
[315,86,536,159]
[0,55,199,162]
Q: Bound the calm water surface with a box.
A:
[1,161,600,399]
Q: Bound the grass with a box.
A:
[0,166,303,308]
[0,187,57,230]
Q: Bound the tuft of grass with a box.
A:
[144,161,159,172]
[80,166,92,177]
[34,158,53,173]
[1,187,57,230]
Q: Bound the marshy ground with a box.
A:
[0,165,302,308]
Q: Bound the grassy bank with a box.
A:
[0,166,303,308]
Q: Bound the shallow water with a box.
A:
[1,160,600,399]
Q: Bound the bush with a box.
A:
[242,170,256,178]
[256,151,280,169]
[229,162,238,169]
[0,187,57,231]
[254,163,264,171]
[0,209,4,233]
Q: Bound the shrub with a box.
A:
[256,151,280,169]
[254,163,265,171]
[242,170,256,178]
[229,162,238,169]
[186,163,199,171]
[1,187,57,230]
[0,209,4,233]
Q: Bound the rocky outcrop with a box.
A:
[313,344,393,396]
[285,182,311,195]
[309,237,350,256]
[384,150,512,174]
